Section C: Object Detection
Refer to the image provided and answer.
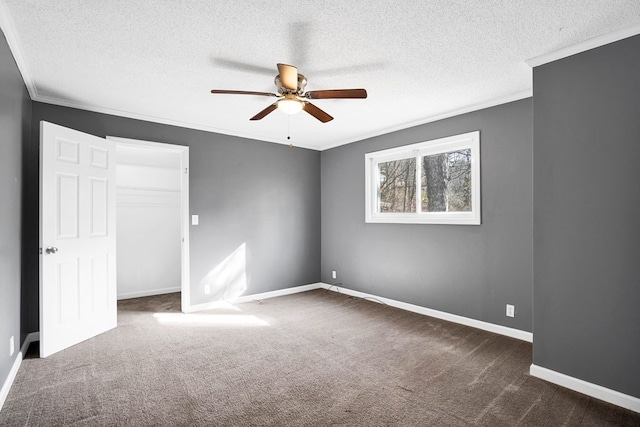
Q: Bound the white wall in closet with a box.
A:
[116,145,182,299]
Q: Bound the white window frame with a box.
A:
[365,131,480,225]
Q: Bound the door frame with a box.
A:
[107,137,190,313]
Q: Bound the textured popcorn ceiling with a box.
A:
[2,1,640,150]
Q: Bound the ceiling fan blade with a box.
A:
[211,89,277,97]
[277,63,298,91]
[305,89,368,99]
[250,103,278,121]
[303,102,333,123]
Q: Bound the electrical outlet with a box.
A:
[9,336,15,356]
[506,304,515,318]
[332,270,337,279]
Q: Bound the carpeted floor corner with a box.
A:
[1,290,638,426]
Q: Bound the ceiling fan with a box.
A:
[210,63,367,123]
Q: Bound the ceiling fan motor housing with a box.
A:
[275,73,307,94]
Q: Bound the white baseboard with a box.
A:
[233,283,323,304]
[184,283,323,313]
[0,353,21,412]
[0,332,39,412]
[7,293,636,415]
[117,287,181,300]
[320,283,533,342]
[185,281,532,342]
[530,364,640,413]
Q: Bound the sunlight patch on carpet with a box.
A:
[152,312,269,327]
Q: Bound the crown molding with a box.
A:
[34,92,533,152]
[0,2,321,151]
[526,23,640,68]
[33,95,322,151]
[2,0,531,153]
[320,90,532,151]
[0,1,39,99]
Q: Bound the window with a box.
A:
[365,131,480,225]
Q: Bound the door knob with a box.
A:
[45,247,59,254]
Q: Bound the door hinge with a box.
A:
[184,167,188,174]
[39,248,42,255]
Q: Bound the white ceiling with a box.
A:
[1,1,640,150]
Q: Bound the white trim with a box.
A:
[117,287,182,301]
[0,9,529,155]
[530,364,640,413]
[526,23,640,68]
[0,3,529,155]
[184,281,532,342]
[0,332,39,412]
[0,2,38,99]
[21,332,39,352]
[38,96,322,151]
[184,283,323,313]
[32,92,530,153]
[320,283,532,342]
[234,283,323,304]
[106,137,191,313]
[365,131,481,225]
[0,353,21,412]
[320,91,531,151]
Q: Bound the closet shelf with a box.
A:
[117,185,180,193]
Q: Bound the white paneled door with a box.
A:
[40,121,117,357]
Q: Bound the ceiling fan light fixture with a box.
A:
[211,63,365,122]
[276,96,303,115]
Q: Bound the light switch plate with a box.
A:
[192,215,199,225]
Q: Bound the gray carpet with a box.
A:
[1,290,638,426]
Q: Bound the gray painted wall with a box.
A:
[23,102,320,333]
[0,31,31,390]
[5,25,637,407]
[533,35,640,398]
[321,99,533,332]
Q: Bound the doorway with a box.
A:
[107,137,190,312]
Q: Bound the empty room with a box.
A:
[1,1,639,425]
